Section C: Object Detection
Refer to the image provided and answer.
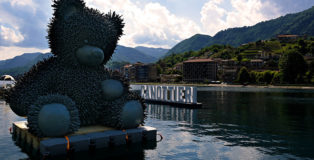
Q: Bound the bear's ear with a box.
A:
[52,0,85,20]
[105,11,124,37]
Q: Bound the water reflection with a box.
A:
[147,104,198,124]
[46,145,148,160]
[1,86,314,159]
[146,88,314,159]
[0,101,28,159]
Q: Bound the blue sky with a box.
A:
[0,0,313,60]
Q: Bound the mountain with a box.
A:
[112,45,157,63]
[0,52,53,76]
[134,46,169,59]
[166,34,212,56]
[0,53,42,70]
[0,45,159,76]
[166,6,314,56]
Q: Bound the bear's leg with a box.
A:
[27,94,80,137]
[102,92,146,129]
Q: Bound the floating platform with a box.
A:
[12,121,157,159]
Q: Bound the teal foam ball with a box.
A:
[38,103,71,137]
[120,100,143,128]
[102,79,124,100]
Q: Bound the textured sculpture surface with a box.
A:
[5,0,145,137]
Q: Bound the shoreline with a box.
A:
[1,82,314,100]
[131,83,314,90]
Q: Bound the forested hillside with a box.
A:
[166,6,314,55]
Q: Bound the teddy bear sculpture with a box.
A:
[5,0,145,137]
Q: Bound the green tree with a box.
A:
[265,59,278,68]
[298,39,307,55]
[309,61,314,74]
[237,67,250,84]
[237,54,243,62]
[105,61,130,70]
[279,50,308,83]
[249,71,257,83]
[310,42,314,56]
[256,72,264,84]
[263,71,273,84]
[156,64,162,75]
[272,72,283,84]
[306,61,314,83]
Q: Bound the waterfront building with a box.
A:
[250,59,264,69]
[121,64,133,79]
[173,63,183,73]
[222,59,236,67]
[221,68,238,82]
[183,59,217,83]
[147,64,158,82]
[219,60,238,82]
[121,62,158,82]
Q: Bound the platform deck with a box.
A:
[12,121,157,158]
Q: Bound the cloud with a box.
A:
[0,0,201,59]
[86,0,201,48]
[10,0,35,7]
[201,0,227,36]
[0,0,311,60]
[0,0,201,50]
[0,0,51,48]
[0,25,24,44]
[201,0,281,36]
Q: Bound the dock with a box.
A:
[12,121,157,158]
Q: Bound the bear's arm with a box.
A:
[7,58,57,116]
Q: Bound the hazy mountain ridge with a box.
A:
[134,46,169,59]
[112,45,157,63]
[166,6,314,56]
[0,53,53,76]
[0,45,167,75]
[166,34,212,56]
[2,6,314,76]
[0,53,42,70]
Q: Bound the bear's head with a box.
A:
[48,0,124,67]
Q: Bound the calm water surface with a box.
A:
[1,86,314,160]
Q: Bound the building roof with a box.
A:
[123,64,132,68]
[160,74,181,77]
[175,62,183,66]
[134,62,144,65]
[222,59,235,62]
[184,59,214,63]
[0,75,15,81]
[277,34,299,38]
[250,59,264,62]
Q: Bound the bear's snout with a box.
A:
[76,45,104,66]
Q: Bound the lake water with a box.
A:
[1,86,314,160]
